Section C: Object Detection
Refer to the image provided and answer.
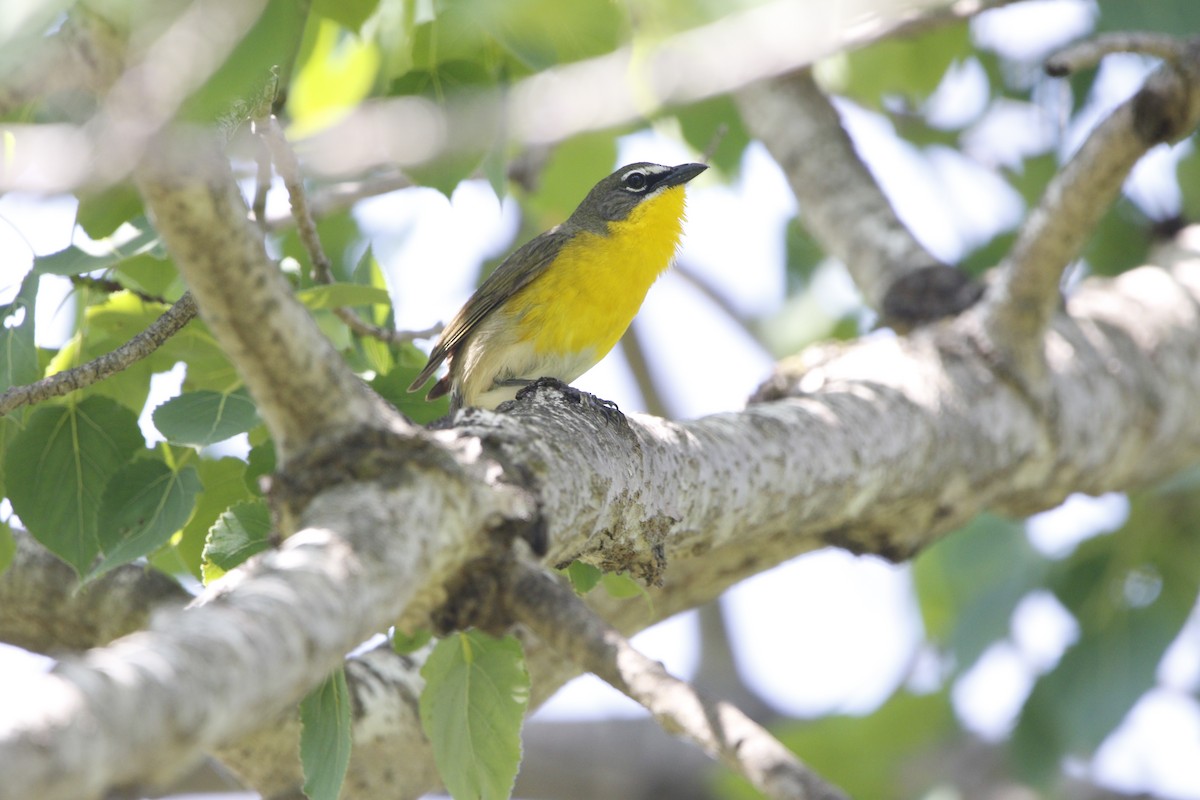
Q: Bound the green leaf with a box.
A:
[565,560,602,595]
[202,500,272,582]
[675,95,751,176]
[914,514,1046,672]
[295,283,392,310]
[1012,488,1200,782]
[1178,144,1200,221]
[114,253,181,300]
[181,0,308,122]
[176,457,255,578]
[1,271,39,393]
[312,0,380,33]
[1095,0,1197,34]
[34,225,159,276]
[600,571,647,600]
[245,437,277,495]
[4,397,143,575]
[1084,201,1151,277]
[833,21,972,109]
[76,183,144,240]
[465,0,623,70]
[302,666,352,800]
[370,357,450,424]
[420,631,530,800]
[89,460,203,581]
[152,389,261,446]
[525,133,619,223]
[300,668,354,800]
[734,691,957,800]
[0,519,14,577]
[393,627,433,654]
[783,216,826,291]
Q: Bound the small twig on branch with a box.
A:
[251,126,273,232]
[0,292,197,417]
[736,70,943,315]
[263,170,414,232]
[982,36,1200,386]
[1046,33,1193,76]
[258,117,442,347]
[506,562,849,800]
[69,274,170,306]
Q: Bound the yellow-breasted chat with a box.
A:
[408,161,707,411]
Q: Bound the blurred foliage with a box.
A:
[3,1,1200,799]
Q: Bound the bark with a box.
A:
[3,233,1200,798]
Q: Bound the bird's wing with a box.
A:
[408,224,573,393]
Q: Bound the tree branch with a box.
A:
[981,37,1200,387]
[0,528,189,654]
[0,293,197,417]
[736,70,946,316]
[4,235,1200,798]
[135,128,400,461]
[258,117,439,347]
[507,563,848,800]
[3,0,1014,194]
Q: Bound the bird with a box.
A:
[408,161,707,412]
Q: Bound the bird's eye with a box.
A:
[623,171,648,191]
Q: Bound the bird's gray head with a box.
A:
[569,162,708,231]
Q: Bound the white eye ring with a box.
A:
[622,170,649,192]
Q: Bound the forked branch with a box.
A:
[507,562,849,800]
[982,35,1200,385]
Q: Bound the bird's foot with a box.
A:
[515,377,625,425]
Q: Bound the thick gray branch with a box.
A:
[3,235,1200,799]
[982,38,1200,384]
[135,129,401,461]
[508,563,847,800]
[737,70,941,314]
[0,528,188,653]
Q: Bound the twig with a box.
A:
[506,562,849,800]
[0,292,197,416]
[136,129,396,459]
[619,324,670,418]
[1046,33,1192,77]
[69,274,169,306]
[736,70,942,313]
[263,170,414,232]
[258,117,441,347]
[982,37,1200,385]
[251,125,273,232]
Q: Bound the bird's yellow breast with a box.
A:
[511,186,687,360]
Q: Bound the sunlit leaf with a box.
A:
[295,282,392,310]
[202,500,272,582]
[421,631,530,800]
[565,560,602,595]
[176,457,255,579]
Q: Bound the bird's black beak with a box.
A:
[650,162,708,191]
